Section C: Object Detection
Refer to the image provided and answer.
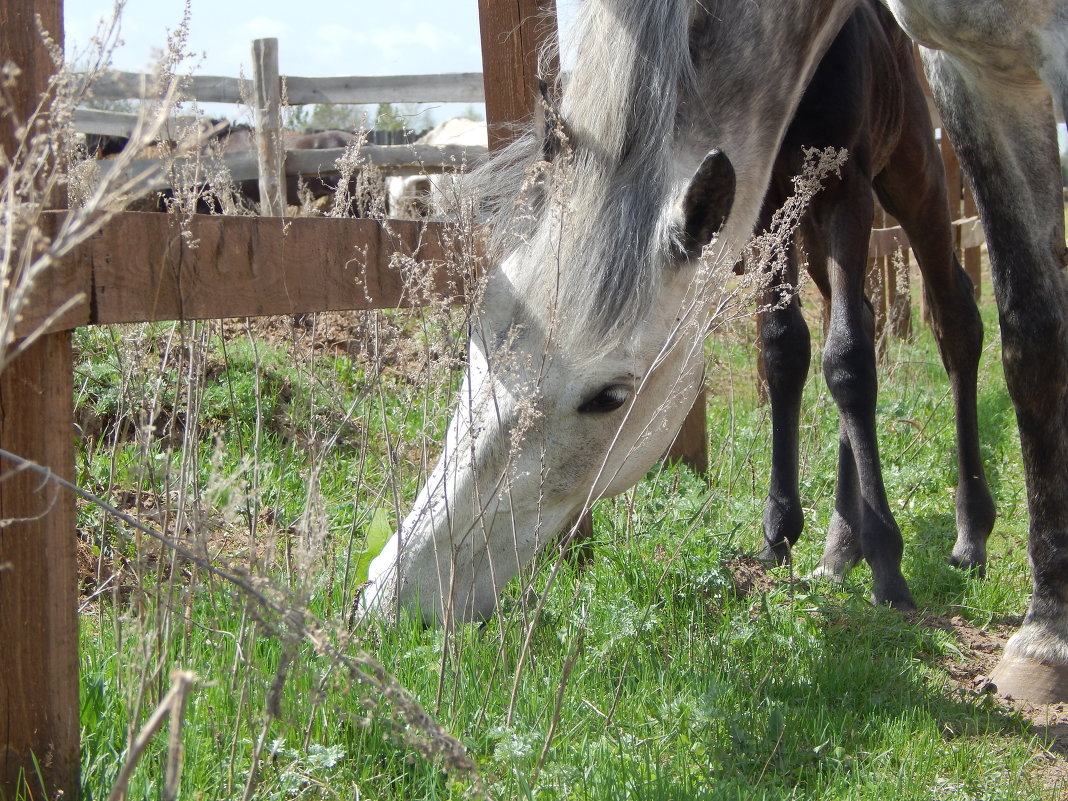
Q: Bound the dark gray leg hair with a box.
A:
[924,46,1068,699]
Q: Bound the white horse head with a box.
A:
[362,146,736,623]
[361,0,855,625]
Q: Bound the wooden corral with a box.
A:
[0,0,552,796]
[74,45,492,208]
[0,0,984,796]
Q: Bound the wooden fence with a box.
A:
[73,49,491,205]
[0,0,986,796]
[0,0,552,794]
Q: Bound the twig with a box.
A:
[107,669,196,801]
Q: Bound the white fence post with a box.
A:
[252,37,286,217]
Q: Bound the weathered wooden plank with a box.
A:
[868,216,985,261]
[107,144,488,197]
[73,107,203,138]
[86,69,249,104]
[868,225,911,260]
[252,38,286,216]
[80,70,485,106]
[284,73,486,105]
[284,143,487,175]
[13,212,480,339]
[958,215,986,252]
[0,0,79,797]
[77,213,470,325]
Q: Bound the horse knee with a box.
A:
[760,305,810,394]
[822,334,877,413]
[1000,303,1068,416]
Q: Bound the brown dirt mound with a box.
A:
[724,555,779,598]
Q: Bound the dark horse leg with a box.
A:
[755,149,914,607]
[760,3,994,608]
[756,230,812,564]
[808,162,914,607]
[759,4,920,606]
[871,79,995,575]
[922,47,1068,701]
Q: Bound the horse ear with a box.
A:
[677,149,736,258]
[535,79,570,161]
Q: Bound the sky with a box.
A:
[63,1,578,125]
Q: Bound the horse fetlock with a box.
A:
[955,479,996,537]
[758,537,792,566]
[871,570,915,610]
[762,495,804,552]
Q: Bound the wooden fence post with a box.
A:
[477,0,560,152]
[0,0,80,797]
[252,37,286,217]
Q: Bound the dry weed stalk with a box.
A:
[107,669,196,801]
[0,3,191,374]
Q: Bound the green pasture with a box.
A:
[63,278,1062,801]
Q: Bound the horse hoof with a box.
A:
[948,540,987,578]
[948,553,987,578]
[757,541,791,566]
[807,563,847,585]
[989,655,1068,703]
[871,573,915,611]
[879,593,916,612]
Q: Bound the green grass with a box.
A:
[66,289,1063,800]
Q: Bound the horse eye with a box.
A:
[578,384,632,414]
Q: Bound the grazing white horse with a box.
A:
[364,0,1068,702]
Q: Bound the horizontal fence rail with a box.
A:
[73,107,202,137]
[78,69,487,107]
[17,211,475,340]
[94,143,488,197]
[868,215,984,261]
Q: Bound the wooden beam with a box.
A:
[81,70,486,107]
[91,214,467,322]
[868,216,985,261]
[86,69,248,104]
[252,38,286,217]
[108,143,488,198]
[13,213,472,338]
[73,107,203,137]
[478,0,560,151]
[283,73,485,105]
[0,0,80,797]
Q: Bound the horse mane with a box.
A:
[470,0,702,350]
